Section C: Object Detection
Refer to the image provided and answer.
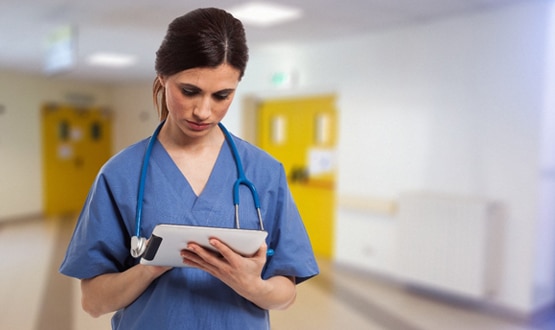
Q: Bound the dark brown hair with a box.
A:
[152,8,249,120]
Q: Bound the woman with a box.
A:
[59,7,319,330]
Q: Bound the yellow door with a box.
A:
[257,95,337,259]
[42,104,112,217]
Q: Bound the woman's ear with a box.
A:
[157,75,165,86]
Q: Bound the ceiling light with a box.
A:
[86,52,137,68]
[228,2,303,27]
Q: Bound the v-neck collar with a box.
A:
[150,137,236,226]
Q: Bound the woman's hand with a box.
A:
[181,238,267,289]
[181,239,296,310]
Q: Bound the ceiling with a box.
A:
[0,0,529,84]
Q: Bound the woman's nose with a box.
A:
[193,96,211,120]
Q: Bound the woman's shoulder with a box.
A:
[232,135,281,167]
[100,138,149,175]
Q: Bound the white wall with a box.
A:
[0,71,113,219]
[0,0,551,318]
[111,83,159,152]
[235,1,551,315]
[536,0,555,312]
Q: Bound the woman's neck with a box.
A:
[158,120,224,154]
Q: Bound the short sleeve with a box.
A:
[59,172,134,279]
[261,165,319,284]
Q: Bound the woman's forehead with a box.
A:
[172,64,240,87]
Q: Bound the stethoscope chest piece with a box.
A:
[131,236,147,258]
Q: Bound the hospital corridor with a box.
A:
[3,0,555,329]
[0,215,553,330]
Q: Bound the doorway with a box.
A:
[253,94,338,259]
[42,103,112,217]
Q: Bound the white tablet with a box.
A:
[140,224,268,267]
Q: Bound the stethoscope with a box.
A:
[130,120,273,258]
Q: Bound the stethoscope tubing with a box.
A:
[132,120,271,258]
[217,123,264,231]
[135,121,164,237]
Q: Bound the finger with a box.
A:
[208,238,236,262]
[184,243,224,268]
[254,242,268,258]
[180,247,203,266]
[180,248,200,260]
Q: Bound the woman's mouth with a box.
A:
[187,121,210,131]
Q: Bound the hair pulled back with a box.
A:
[152,8,249,120]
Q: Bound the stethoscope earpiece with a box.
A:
[131,236,147,258]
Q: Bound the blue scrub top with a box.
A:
[59,131,319,330]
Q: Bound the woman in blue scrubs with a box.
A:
[59,7,319,330]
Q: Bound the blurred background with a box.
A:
[1,0,555,329]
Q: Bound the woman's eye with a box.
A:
[181,89,198,97]
[212,89,233,101]
[214,93,229,101]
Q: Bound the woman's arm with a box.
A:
[239,274,296,310]
[81,265,171,317]
[181,239,296,310]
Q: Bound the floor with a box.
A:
[1,216,555,330]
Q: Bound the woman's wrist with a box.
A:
[138,263,172,281]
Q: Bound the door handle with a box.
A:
[74,156,84,168]
[289,166,309,183]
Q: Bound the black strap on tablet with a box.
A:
[142,234,163,261]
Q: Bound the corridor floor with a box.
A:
[1,216,554,330]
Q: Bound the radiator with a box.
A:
[396,192,503,300]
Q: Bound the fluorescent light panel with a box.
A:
[229,2,303,27]
[86,52,136,68]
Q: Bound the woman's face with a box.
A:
[160,63,241,139]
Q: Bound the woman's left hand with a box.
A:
[180,239,296,310]
[180,238,267,289]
